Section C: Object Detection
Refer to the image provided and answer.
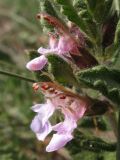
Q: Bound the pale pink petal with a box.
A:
[30,115,52,141]
[46,133,73,152]
[49,35,58,49]
[61,99,86,121]
[30,114,42,133]
[30,100,55,141]
[31,100,55,126]
[31,104,44,112]
[70,100,86,120]
[52,117,77,133]
[26,55,47,71]
[58,36,76,54]
[36,121,52,141]
[38,47,58,55]
[51,95,65,108]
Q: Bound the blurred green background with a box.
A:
[0,0,63,160]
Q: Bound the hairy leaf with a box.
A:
[47,54,78,86]
[55,0,87,33]
[39,0,59,32]
[76,66,120,105]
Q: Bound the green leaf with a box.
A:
[47,54,78,86]
[76,66,120,105]
[55,0,104,43]
[111,47,120,70]
[40,0,59,18]
[114,19,120,45]
[39,0,59,32]
[73,0,86,9]
[67,130,116,154]
[80,117,107,131]
[27,50,51,82]
[111,0,120,16]
[55,0,87,33]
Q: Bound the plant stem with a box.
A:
[116,110,120,160]
[0,70,36,83]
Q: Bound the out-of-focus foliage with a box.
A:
[0,0,66,160]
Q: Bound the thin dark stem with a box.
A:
[116,111,120,160]
[0,70,36,83]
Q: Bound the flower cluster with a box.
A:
[26,13,96,152]
[31,82,91,152]
[26,13,83,72]
[26,33,76,71]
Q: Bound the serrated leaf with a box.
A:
[76,66,120,105]
[47,54,78,86]
[55,0,105,43]
[40,0,59,18]
[27,50,51,82]
[56,0,87,33]
[39,0,59,32]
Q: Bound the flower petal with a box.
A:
[49,35,58,49]
[58,36,75,54]
[38,47,57,55]
[31,104,44,112]
[26,55,47,71]
[52,117,77,134]
[61,98,86,121]
[36,121,52,141]
[30,115,52,141]
[30,114,42,133]
[31,100,55,125]
[46,133,73,152]
[70,100,86,120]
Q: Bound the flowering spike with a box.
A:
[30,82,90,151]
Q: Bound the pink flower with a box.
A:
[26,34,77,71]
[30,82,90,152]
[26,14,80,71]
[26,55,48,71]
